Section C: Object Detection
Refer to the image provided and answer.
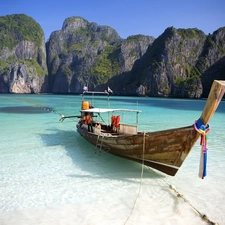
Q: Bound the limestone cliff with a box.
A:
[47,18,224,97]
[142,27,207,98]
[1,14,225,98]
[0,14,48,93]
[46,16,154,93]
[105,27,225,97]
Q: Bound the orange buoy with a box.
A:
[82,101,90,110]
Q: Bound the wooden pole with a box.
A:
[200,80,225,125]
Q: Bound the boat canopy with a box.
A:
[82,91,109,95]
[80,108,141,113]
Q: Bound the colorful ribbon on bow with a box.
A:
[194,118,210,179]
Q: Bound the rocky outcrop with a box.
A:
[46,16,154,93]
[46,17,120,93]
[45,21,225,97]
[4,62,48,93]
[143,27,207,98]
[199,28,225,97]
[105,27,225,97]
[0,14,48,93]
[119,35,155,72]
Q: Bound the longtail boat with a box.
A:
[62,80,225,176]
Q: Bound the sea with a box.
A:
[0,93,225,225]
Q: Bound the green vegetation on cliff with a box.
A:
[126,35,143,44]
[90,45,121,84]
[0,14,44,50]
[176,28,203,39]
[0,57,46,76]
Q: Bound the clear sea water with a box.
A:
[0,94,225,225]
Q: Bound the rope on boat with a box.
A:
[123,130,219,225]
[124,132,145,225]
[161,178,220,225]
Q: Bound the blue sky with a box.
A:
[1,0,225,41]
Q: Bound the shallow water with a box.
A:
[0,94,225,225]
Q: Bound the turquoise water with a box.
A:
[0,94,225,225]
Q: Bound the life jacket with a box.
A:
[111,115,120,128]
[82,114,92,125]
[115,115,120,128]
[86,114,91,124]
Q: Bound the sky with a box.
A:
[1,0,225,41]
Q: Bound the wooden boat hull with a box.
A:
[74,80,225,176]
[76,124,199,176]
